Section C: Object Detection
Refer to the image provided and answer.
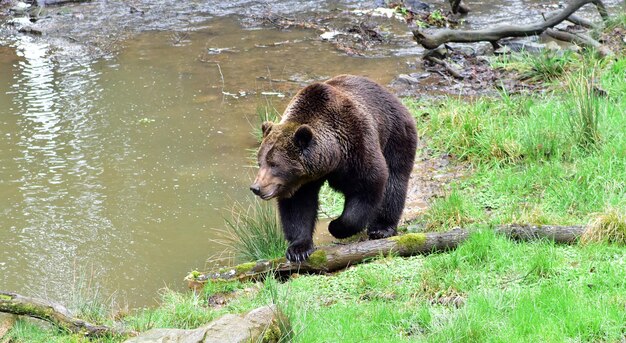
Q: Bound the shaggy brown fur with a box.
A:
[251,75,417,262]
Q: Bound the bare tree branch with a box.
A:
[413,0,609,50]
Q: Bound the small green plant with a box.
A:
[566,63,602,151]
[427,9,446,26]
[223,199,288,262]
[185,270,203,280]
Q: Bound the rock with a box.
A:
[500,39,546,54]
[124,305,280,343]
[395,74,420,85]
[544,41,562,51]
[0,314,16,340]
[10,2,31,14]
[320,31,342,41]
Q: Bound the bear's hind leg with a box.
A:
[368,144,415,239]
[278,179,324,262]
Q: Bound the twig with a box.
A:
[424,55,464,79]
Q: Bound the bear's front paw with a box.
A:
[286,241,315,263]
[328,219,362,239]
[368,227,397,240]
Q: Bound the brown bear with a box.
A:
[250,74,417,262]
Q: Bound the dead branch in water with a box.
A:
[413,0,609,50]
[0,292,135,337]
[196,225,587,285]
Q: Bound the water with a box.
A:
[0,16,412,306]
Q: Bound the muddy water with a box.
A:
[0,17,412,306]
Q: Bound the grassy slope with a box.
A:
[6,51,626,343]
[406,57,626,230]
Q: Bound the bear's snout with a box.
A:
[249,184,261,196]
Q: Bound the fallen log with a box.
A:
[544,28,613,57]
[196,224,588,284]
[199,229,469,282]
[496,224,585,244]
[0,292,135,337]
[413,0,609,50]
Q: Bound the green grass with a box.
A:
[276,230,626,342]
[491,50,577,82]
[223,199,288,262]
[405,56,626,226]
[421,188,481,231]
[318,182,344,218]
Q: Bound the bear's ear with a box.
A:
[293,124,313,150]
[261,121,273,138]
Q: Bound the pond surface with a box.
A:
[0,16,412,307]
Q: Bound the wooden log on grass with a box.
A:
[413,0,609,50]
[198,225,588,284]
[0,291,135,337]
[201,229,469,282]
[497,224,585,244]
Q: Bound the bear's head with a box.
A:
[250,121,318,200]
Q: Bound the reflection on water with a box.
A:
[0,17,412,306]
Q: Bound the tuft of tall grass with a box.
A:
[422,188,479,231]
[223,200,287,262]
[491,50,576,81]
[566,63,602,151]
[252,105,280,142]
[126,288,217,331]
[581,206,626,245]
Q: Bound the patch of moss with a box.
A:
[306,250,328,269]
[235,262,257,274]
[261,318,283,342]
[0,294,12,301]
[390,233,427,251]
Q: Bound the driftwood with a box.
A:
[196,225,587,284]
[0,292,135,337]
[424,55,464,79]
[545,28,613,57]
[413,0,609,50]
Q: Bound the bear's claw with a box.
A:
[286,242,315,263]
[368,227,397,240]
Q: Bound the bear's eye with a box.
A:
[267,160,277,168]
